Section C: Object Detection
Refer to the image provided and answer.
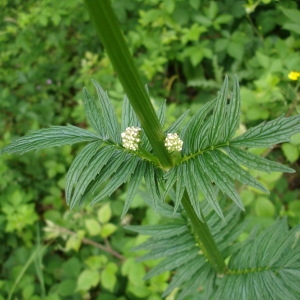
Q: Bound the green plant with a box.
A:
[1,0,300,299]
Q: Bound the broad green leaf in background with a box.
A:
[98,203,112,224]
[85,219,101,236]
[76,269,100,292]
[282,143,299,163]
[101,262,118,291]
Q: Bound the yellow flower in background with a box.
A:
[288,71,300,81]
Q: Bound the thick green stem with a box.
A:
[84,0,172,169]
[83,0,226,274]
[181,192,226,274]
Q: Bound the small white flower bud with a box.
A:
[164,133,183,152]
[121,127,141,151]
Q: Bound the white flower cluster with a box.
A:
[164,133,183,152]
[121,126,141,151]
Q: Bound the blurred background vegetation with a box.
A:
[0,0,300,299]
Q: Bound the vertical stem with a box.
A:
[83,0,226,273]
[182,192,226,274]
[84,0,173,169]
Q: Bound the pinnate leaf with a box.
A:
[66,141,102,205]
[198,153,244,210]
[121,94,140,131]
[1,124,102,155]
[226,146,295,173]
[122,160,147,218]
[93,80,120,143]
[215,220,300,300]
[183,162,204,221]
[225,75,240,140]
[144,164,162,209]
[208,150,269,193]
[83,87,106,136]
[125,223,187,239]
[88,150,128,205]
[231,114,300,148]
[208,75,229,145]
[69,145,115,208]
[181,99,215,154]
[193,158,224,219]
[91,155,138,203]
[174,164,186,213]
[157,100,166,127]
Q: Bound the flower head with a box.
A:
[288,71,300,81]
[164,133,183,152]
[121,126,141,151]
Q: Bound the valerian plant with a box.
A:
[2,0,300,299]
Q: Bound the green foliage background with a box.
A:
[0,0,299,299]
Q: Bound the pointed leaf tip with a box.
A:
[92,80,120,143]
